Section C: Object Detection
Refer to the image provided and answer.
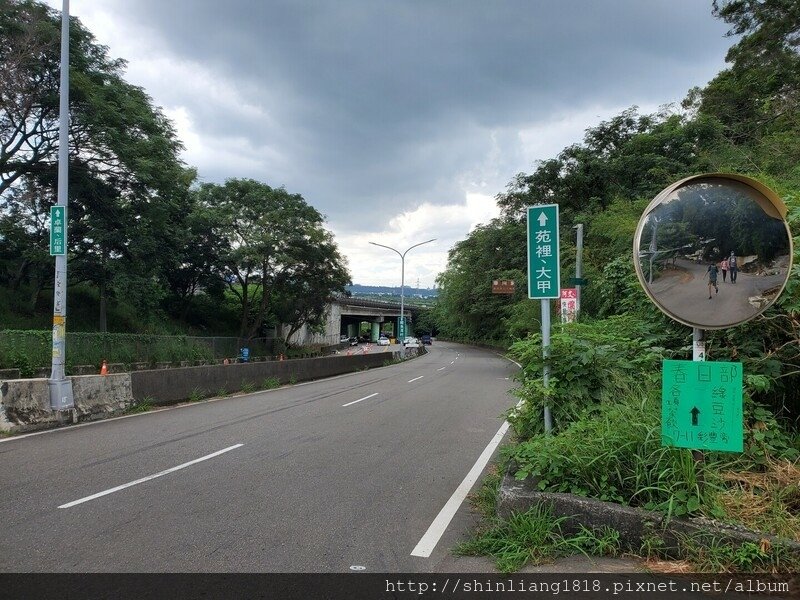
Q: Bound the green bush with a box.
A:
[507,390,725,519]
[261,377,281,390]
[508,385,799,526]
[507,315,671,437]
[0,330,217,373]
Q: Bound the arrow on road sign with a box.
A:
[690,407,700,426]
[538,212,548,226]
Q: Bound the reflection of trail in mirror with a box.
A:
[648,257,788,328]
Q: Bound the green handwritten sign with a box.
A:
[661,359,743,453]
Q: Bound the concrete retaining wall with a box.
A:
[0,352,399,433]
[0,373,133,433]
[130,352,396,404]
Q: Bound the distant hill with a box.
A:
[346,284,438,298]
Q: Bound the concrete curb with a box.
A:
[498,473,800,558]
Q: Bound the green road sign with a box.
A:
[662,359,743,453]
[568,277,589,286]
[50,206,66,256]
[398,316,407,339]
[527,204,560,299]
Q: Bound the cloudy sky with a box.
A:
[49,1,733,287]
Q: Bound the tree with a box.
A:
[0,0,195,330]
[197,179,350,340]
[496,108,719,223]
[272,227,350,343]
[700,0,800,169]
[434,217,527,341]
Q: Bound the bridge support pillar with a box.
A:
[371,322,381,342]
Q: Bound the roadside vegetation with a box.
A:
[434,1,800,573]
[0,1,350,348]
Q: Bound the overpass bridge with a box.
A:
[277,296,416,346]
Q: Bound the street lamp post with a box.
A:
[49,0,74,411]
[369,238,436,357]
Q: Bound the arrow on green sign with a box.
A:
[690,407,700,426]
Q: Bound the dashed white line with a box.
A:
[342,392,379,407]
[58,444,243,509]
[437,367,446,371]
[407,376,424,383]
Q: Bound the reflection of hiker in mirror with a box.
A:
[707,262,719,299]
[729,252,738,283]
[720,258,729,283]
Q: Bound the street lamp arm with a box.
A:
[368,241,403,259]
[401,238,437,258]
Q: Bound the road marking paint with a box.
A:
[58,444,243,509]
[450,361,455,365]
[410,422,510,558]
[437,367,446,371]
[407,376,424,383]
[342,392,379,407]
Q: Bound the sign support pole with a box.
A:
[48,0,74,411]
[542,299,553,434]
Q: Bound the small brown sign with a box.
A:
[492,279,516,294]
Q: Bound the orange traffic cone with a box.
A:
[100,359,108,375]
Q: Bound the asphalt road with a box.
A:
[648,258,786,327]
[0,341,518,573]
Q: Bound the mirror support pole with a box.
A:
[542,299,553,434]
[692,328,705,361]
[692,327,706,477]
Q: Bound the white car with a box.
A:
[377,335,390,346]
[403,337,420,347]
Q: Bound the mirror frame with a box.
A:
[633,173,793,329]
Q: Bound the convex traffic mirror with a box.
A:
[633,174,793,329]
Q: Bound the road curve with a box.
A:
[0,341,517,572]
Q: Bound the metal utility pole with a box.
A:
[49,0,74,411]
[369,239,436,358]
[574,223,583,319]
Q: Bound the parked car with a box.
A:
[421,334,432,345]
[349,337,359,346]
[377,335,390,346]
[404,338,420,348]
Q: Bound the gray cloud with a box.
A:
[72,1,733,281]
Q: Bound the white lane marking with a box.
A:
[407,376,424,383]
[437,367,446,371]
[411,422,510,558]
[450,361,455,365]
[342,392,379,407]
[58,444,243,509]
